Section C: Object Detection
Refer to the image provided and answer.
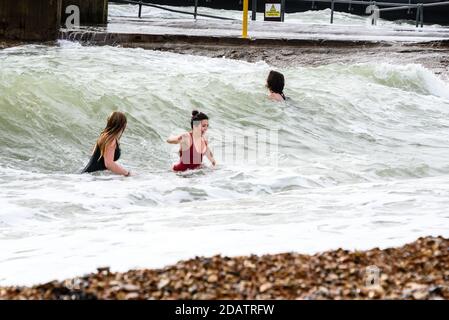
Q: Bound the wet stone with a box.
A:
[1,236,448,300]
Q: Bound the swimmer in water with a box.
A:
[82,111,131,176]
[167,110,216,172]
[266,70,286,102]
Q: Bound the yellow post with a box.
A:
[242,0,249,38]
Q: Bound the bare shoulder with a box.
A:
[181,132,191,142]
[269,93,283,102]
[180,132,191,148]
[106,139,117,149]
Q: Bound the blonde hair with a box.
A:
[96,111,127,160]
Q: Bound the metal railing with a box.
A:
[250,0,449,27]
[111,0,449,27]
[323,0,449,27]
[111,0,236,21]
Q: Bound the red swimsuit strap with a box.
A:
[174,133,205,172]
[189,132,203,161]
[179,133,203,162]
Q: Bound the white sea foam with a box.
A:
[1,44,449,285]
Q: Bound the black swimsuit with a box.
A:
[82,140,121,173]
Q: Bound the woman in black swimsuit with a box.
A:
[82,111,131,176]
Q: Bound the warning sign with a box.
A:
[265,3,281,18]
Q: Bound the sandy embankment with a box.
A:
[3,36,449,76]
[122,40,449,76]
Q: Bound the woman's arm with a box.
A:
[167,134,183,144]
[204,140,216,167]
[104,140,130,176]
[206,148,216,167]
[167,133,190,150]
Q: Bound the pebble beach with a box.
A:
[1,236,447,300]
[2,5,449,301]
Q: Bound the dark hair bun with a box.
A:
[190,110,209,129]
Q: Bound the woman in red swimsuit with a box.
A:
[167,110,216,172]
